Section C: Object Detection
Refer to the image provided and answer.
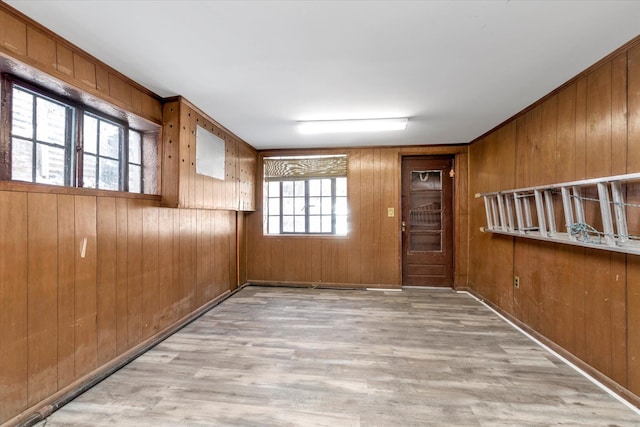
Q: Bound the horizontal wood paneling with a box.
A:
[246,146,468,288]
[468,43,640,402]
[0,191,240,425]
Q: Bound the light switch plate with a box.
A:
[387,207,394,217]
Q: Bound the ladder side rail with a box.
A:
[611,181,628,242]
[597,182,616,247]
[534,190,548,237]
[490,196,499,232]
[543,190,557,235]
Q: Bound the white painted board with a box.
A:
[195,125,225,180]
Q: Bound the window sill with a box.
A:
[262,234,349,240]
[0,180,162,201]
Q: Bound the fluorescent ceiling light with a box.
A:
[297,118,408,134]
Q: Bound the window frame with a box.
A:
[1,74,143,193]
[261,153,350,238]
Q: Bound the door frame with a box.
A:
[398,153,458,288]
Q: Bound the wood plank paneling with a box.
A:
[27,193,58,405]
[142,201,159,339]
[96,197,117,365]
[73,53,96,90]
[115,198,128,354]
[157,208,175,329]
[0,192,28,423]
[0,8,27,55]
[126,199,143,348]
[26,26,56,70]
[74,196,97,378]
[57,195,75,389]
[56,42,73,76]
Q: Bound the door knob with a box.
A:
[401,221,406,232]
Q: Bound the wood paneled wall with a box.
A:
[0,3,161,125]
[246,146,468,288]
[0,190,238,424]
[162,97,257,211]
[468,39,640,401]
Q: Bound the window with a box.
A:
[263,155,348,235]
[3,76,145,193]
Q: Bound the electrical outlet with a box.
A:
[514,275,520,288]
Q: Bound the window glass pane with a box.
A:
[308,197,321,215]
[335,197,347,215]
[36,97,66,146]
[12,88,34,139]
[309,179,321,196]
[336,177,347,196]
[321,179,331,195]
[282,216,294,233]
[294,196,305,214]
[129,130,142,164]
[268,216,280,234]
[99,158,120,190]
[321,216,332,233]
[35,143,65,185]
[321,196,332,215]
[282,197,294,215]
[268,181,280,197]
[282,181,293,197]
[268,198,280,215]
[336,215,348,235]
[83,154,97,188]
[84,115,98,154]
[99,121,120,159]
[294,216,305,232]
[294,180,305,196]
[129,164,141,193]
[309,216,321,233]
[12,138,33,182]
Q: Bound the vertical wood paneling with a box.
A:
[96,197,117,366]
[0,192,28,423]
[142,202,159,338]
[627,43,640,397]
[157,208,175,329]
[74,196,97,378]
[126,200,143,348]
[56,42,73,76]
[26,26,56,70]
[585,62,612,177]
[57,195,75,389]
[73,53,96,90]
[27,193,58,405]
[114,198,128,354]
[347,150,362,284]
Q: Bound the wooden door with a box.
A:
[401,156,454,286]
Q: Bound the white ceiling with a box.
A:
[6,1,640,150]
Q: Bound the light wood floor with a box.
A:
[37,286,638,426]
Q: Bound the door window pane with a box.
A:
[410,233,442,252]
[411,170,441,190]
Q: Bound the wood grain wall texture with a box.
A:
[468,41,640,401]
[0,192,239,424]
[0,4,162,124]
[0,4,257,424]
[246,146,468,289]
[161,98,257,211]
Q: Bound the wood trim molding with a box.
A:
[0,181,162,201]
[248,280,402,290]
[458,286,640,410]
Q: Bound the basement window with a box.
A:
[1,75,152,193]
[263,155,348,235]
